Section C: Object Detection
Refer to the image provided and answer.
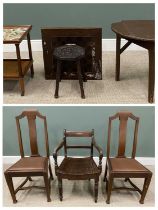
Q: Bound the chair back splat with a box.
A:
[107,112,139,159]
[16,110,50,158]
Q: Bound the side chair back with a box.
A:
[16,110,50,158]
[107,112,139,159]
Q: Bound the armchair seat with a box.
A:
[53,129,103,202]
[108,158,150,173]
[57,157,100,178]
[6,157,48,173]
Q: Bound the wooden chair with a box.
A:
[103,112,152,204]
[4,110,53,203]
[53,129,103,202]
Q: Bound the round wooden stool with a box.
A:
[53,44,86,99]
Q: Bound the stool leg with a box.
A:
[77,60,85,99]
[54,61,61,98]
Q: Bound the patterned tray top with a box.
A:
[3,27,29,42]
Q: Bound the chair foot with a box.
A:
[21,91,24,96]
[139,200,144,204]
[106,200,110,204]
[13,200,17,204]
[47,198,51,202]
[81,91,86,99]
[103,177,107,182]
[54,94,59,98]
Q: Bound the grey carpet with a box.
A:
[3,164,154,207]
[3,51,150,104]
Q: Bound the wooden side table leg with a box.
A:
[148,46,155,103]
[77,60,85,99]
[115,34,121,81]
[15,44,25,96]
[27,33,34,78]
[54,60,61,98]
[19,78,25,96]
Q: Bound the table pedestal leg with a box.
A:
[115,35,121,81]
[148,46,155,103]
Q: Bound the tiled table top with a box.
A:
[3,25,32,43]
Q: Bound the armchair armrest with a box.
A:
[53,140,64,167]
[92,139,103,169]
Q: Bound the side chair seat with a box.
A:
[108,158,150,173]
[6,157,48,173]
[57,157,100,178]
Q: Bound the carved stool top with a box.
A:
[53,44,85,61]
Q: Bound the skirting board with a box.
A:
[3,39,145,53]
[3,156,155,166]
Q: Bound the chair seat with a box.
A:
[6,157,48,173]
[57,157,100,177]
[108,158,150,173]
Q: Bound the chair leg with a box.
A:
[43,173,51,202]
[94,178,99,203]
[30,65,34,78]
[49,164,54,180]
[124,178,129,182]
[139,175,152,204]
[54,60,61,98]
[28,177,33,181]
[103,162,108,182]
[4,173,17,203]
[77,60,85,99]
[106,175,113,204]
[58,178,63,201]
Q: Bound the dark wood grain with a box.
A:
[112,20,155,103]
[103,112,152,204]
[4,110,53,203]
[53,129,103,202]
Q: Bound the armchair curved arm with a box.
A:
[92,139,103,170]
[53,140,64,167]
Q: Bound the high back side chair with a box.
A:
[53,129,103,202]
[103,112,152,204]
[4,110,53,203]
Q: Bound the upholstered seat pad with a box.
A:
[108,158,149,173]
[6,157,48,173]
[57,157,100,175]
